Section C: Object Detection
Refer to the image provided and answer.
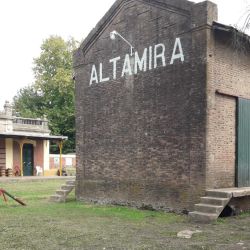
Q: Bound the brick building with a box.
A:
[74,0,250,212]
[0,101,67,176]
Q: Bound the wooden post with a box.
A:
[19,141,24,177]
[59,141,63,176]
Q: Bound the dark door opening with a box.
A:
[23,144,34,176]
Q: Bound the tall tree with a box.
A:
[14,36,78,153]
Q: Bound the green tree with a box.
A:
[13,85,44,118]
[13,36,78,153]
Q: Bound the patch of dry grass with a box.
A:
[0,180,250,250]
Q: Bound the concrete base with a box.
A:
[208,187,250,198]
[189,187,250,223]
[49,179,76,203]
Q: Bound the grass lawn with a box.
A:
[0,179,250,250]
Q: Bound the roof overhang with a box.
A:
[0,132,67,141]
[213,21,250,45]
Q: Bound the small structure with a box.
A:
[49,154,76,169]
[74,0,250,219]
[0,101,67,176]
[48,153,76,176]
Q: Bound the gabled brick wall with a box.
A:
[74,0,218,211]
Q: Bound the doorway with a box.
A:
[23,144,34,176]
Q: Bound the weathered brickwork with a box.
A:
[75,0,250,210]
[74,0,217,212]
[34,140,44,170]
[206,29,250,188]
[229,197,250,214]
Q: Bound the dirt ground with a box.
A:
[1,205,250,250]
[73,214,250,250]
[152,215,250,250]
[0,179,250,250]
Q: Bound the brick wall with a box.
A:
[74,0,217,211]
[49,154,76,169]
[229,197,250,214]
[13,141,20,169]
[34,140,44,170]
[206,28,250,188]
[12,140,44,175]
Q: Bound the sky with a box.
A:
[0,0,249,108]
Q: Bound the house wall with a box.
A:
[5,138,13,169]
[12,139,45,175]
[49,154,76,169]
[74,0,217,211]
[0,138,6,170]
[43,140,50,171]
[206,29,250,188]
[13,141,20,169]
[34,140,44,170]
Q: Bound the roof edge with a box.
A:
[77,0,194,56]
[213,21,250,43]
[79,0,124,54]
[0,132,68,141]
